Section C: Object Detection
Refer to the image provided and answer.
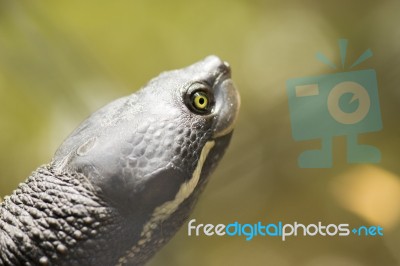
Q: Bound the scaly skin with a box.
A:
[0,166,130,265]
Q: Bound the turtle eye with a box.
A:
[185,83,214,115]
[192,91,209,111]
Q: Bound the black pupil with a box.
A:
[199,98,205,105]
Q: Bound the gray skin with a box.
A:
[0,56,240,266]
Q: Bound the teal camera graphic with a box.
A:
[286,39,382,168]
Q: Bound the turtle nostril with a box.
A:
[219,61,231,78]
[223,61,231,72]
[214,61,231,84]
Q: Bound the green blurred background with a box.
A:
[1,0,400,265]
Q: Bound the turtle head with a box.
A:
[52,55,240,225]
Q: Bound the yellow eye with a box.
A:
[185,86,213,114]
[192,92,209,110]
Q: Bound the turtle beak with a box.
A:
[212,67,241,138]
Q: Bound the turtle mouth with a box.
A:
[212,73,241,139]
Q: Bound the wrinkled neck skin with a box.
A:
[0,133,232,266]
[0,166,132,266]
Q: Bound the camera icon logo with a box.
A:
[286,39,382,168]
[327,81,370,125]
